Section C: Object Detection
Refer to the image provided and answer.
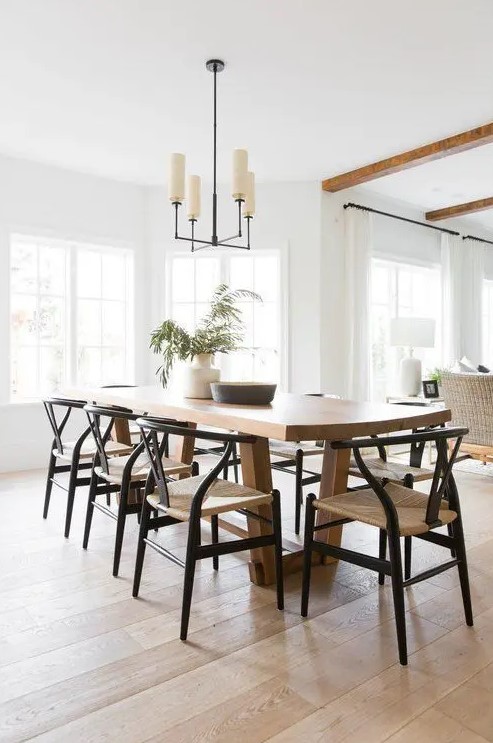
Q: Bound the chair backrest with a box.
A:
[43,397,88,454]
[84,403,141,473]
[441,372,493,446]
[332,426,469,530]
[136,417,256,516]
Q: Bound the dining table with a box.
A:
[60,385,451,586]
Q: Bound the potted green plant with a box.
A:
[150,283,260,398]
[428,366,449,390]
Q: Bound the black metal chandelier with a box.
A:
[168,59,254,252]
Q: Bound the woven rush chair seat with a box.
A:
[348,457,431,484]
[53,439,133,462]
[269,440,323,459]
[94,452,191,485]
[314,482,457,537]
[147,475,272,521]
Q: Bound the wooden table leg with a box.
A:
[239,436,277,586]
[112,418,131,445]
[316,443,351,563]
[174,422,196,478]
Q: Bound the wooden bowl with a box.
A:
[210,382,277,405]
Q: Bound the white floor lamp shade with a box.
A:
[390,318,436,396]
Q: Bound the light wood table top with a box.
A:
[60,385,451,440]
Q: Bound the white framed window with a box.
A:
[370,259,442,401]
[166,249,286,388]
[9,235,134,401]
[482,279,493,368]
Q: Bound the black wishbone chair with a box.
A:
[133,417,284,641]
[83,405,196,577]
[301,426,473,665]
[42,397,134,538]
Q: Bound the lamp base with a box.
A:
[398,356,422,397]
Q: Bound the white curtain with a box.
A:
[441,233,485,365]
[344,208,373,400]
[461,238,484,363]
[441,233,463,364]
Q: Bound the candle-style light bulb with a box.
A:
[232,149,248,199]
[169,153,185,203]
[244,171,255,217]
[187,175,201,220]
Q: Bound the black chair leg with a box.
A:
[402,474,414,580]
[388,525,408,665]
[222,442,229,481]
[43,453,56,519]
[113,486,129,577]
[404,536,412,580]
[294,450,303,535]
[232,443,239,484]
[301,493,316,617]
[191,461,200,477]
[378,528,387,585]
[447,523,456,558]
[452,515,474,627]
[106,492,111,506]
[64,463,78,538]
[133,498,151,597]
[82,469,98,549]
[211,514,219,571]
[180,520,199,641]
[272,490,284,610]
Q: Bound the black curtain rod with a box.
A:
[343,202,460,236]
[462,234,493,247]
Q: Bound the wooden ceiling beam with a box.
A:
[322,123,493,192]
[426,196,493,221]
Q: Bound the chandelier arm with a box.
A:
[174,236,215,247]
[173,202,180,239]
[246,215,252,249]
[236,198,243,238]
[217,233,242,245]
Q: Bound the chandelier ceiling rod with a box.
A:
[168,59,255,252]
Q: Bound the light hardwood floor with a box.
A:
[0,461,492,742]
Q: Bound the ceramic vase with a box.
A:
[183,354,220,399]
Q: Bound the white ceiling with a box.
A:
[0,0,492,224]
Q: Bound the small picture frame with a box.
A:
[422,380,439,399]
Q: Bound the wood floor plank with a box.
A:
[0,628,142,705]
[384,708,488,742]
[28,650,278,743]
[0,605,299,742]
[153,679,316,743]
[0,466,491,742]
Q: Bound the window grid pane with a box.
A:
[168,252,282,387]
[10,236,134,399]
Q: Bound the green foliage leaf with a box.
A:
[150,283,261,387]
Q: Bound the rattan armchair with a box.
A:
[441,372,493,463]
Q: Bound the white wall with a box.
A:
[0,154,149,473]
